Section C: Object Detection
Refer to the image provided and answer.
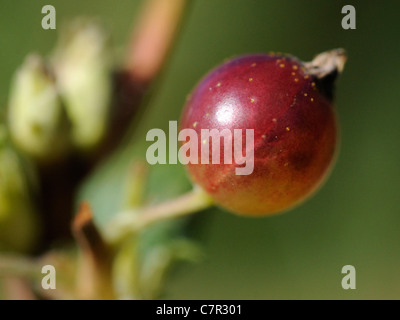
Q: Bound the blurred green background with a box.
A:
[1,0,400,299]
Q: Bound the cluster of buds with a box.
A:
[1,19,113,252]
[0,0,199,299]
[7,19,113,162]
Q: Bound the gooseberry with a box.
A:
[180,50,346,216]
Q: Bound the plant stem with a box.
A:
[99,0,191,160]
[125,0,190,84]
[104,187,214,244]
[72,202,115,299]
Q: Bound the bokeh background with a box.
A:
[1,0,400,299]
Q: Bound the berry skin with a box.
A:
[180,51,345,216]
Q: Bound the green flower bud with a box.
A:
[0,133,39,253]
[8,54,70,162]
[51,19,113,151]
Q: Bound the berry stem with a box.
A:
[104,187,214,244]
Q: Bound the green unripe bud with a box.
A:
[0,131,39,252]
[8,54,70,162]
[51,19,113,151]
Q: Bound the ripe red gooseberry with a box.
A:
[179,49,346,216]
